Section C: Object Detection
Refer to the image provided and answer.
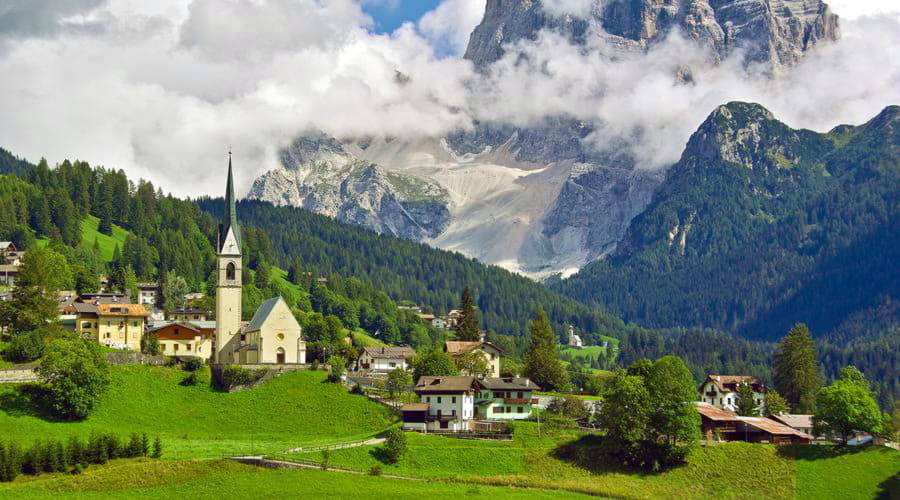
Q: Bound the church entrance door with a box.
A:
[276,347,285,364]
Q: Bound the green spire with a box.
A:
[222,152,241,250]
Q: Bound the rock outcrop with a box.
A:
[465,0,840,73]
[247,134,450,240]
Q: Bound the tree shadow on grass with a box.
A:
[776,443,869,461]
[551,434,692,477]
[369,446,390,464]
[875,472,899,500]
[0,383,63,421]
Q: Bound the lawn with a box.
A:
[0,365,397,459]
[0,458,590,499]
[79,215,129,261]
[785,445,899,499]
[290,422,900,499]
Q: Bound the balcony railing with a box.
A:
[504,398,538,405]
[424,414,457,422]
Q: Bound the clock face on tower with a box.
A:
[221,226,240,256]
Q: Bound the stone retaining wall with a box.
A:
[0,364,39,383]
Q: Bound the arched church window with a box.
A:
[226,262,236,280]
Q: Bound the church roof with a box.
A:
[245,296,283,332]
[220,153,241,254]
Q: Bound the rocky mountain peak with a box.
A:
[465,0,840,73]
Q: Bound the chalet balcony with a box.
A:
[705,391,717,398]
[424,414,457,422]
[504,398,538,405]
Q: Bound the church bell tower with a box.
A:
[214,153,242,364]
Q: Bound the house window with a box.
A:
[451,410,456,416]
[426,397,430,403]
[452,397,456,404]
[186,345,191,351]
[389,362,396,368]
[495,406,504,414]
[506,407,511,413]
[132,321,139,327]
[174,344,179,352]
[517,391,523,399]
[493,392,503,399]
[437,397,441,404]
[517,406,523,413]
[160,344,165,351]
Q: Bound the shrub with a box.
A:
[546,395,589,421]
[71,463,84,475]
[180,372,198,386]
[326,356,346,383]
[321,449,330,470]
[381,428,407,464]
[369,465,383,476]
[37,337,110,420]
[7,331,45,363]
[310,359,320,371]
[141,333,160,356]
[350,383,365,395]
[214,365,267,390]
[182,357,203,372]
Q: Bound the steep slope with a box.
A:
[555,102,900,344]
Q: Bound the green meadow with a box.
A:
[0,365,397,459]
[79,215,129,261]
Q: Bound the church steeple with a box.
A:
[220,151,241,254]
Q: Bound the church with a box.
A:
[212,155,306,365]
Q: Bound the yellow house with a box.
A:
[90,304,149,351]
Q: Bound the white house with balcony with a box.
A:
[356,346,416,373]
[402,376,479,432]
[474,377,538,420]
[700,374,767,414]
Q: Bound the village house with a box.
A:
[431,318,447,329]
[699,374,767,413]
[169,307,208,322]
[0,241,21,265]
[444,340,502,378]
[136,282,158,305]
[149,321,214,357]
[402,375,538,432]
[403,376,479,432]
[0,264,18,286]
[695,403,811,445]
[356,346,416,373]
[771,414,814,436]
[71,302,149,351]
[78,291,128,304]
[474,377,538,420]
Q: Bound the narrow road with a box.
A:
[285,437,385,454]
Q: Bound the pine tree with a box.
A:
[456,286,480,341]
[523,306,569,391]
[773,323,821,413]
[152,437,162,459]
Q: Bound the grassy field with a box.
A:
[785,445,899,499]
[79,215,129,261]
[0,365,397,459]
[290,423,899,500]
[0,458,590,499]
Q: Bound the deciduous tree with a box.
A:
[37,337,110,420]
[813,366,882,443]
[412,350,458,381]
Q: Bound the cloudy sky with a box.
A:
[0,0,898,198]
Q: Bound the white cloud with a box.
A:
[418,0,485,56]
[0,0,897,201]
[827,0,900,20]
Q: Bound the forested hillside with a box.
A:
[0,148,776,383]
[554,103,899,407]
